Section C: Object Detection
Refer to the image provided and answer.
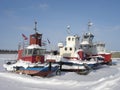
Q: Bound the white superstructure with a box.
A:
[58,22,111,64]
[58,35,80,58]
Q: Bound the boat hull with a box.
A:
[14,66,59,77]
[58,60,101,72]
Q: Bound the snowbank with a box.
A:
[0,54,120,90]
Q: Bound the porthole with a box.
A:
[65,47,67,51]
[70,47,72,51]
[68,38,71,41]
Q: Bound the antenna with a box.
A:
[88,20,93,32]
[34,20,37,33]
[67,25,71,34]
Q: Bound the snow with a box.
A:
[81,41,89,45]
[27,44,44,49]
[0,54,120,90]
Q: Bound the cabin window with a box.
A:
[33,49,45,56]
[68,38,71,41]
[70,47,72,51]
[84,35,89,39]
[72,38,74,41]
[28,49,33,55]
[65,47,67,51]
[24,49,27,56]
[33,49,40,55]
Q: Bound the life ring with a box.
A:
[36,56,41,62]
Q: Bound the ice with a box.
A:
[0,54,120,90]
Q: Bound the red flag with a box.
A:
[22,34,28,40]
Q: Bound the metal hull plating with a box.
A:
[15,66,59,77]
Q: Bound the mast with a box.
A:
[88,20,93,32]
[34,21,37,33]
[67,25,71,35]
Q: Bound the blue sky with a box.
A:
[0,0,120,51]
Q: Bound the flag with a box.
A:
[22,33,28,40]
[47,39,50,44]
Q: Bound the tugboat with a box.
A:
[57,21,112,74]
[80,21,112,65]
[3,21,59,77]
[80,33,112,64]
[58,34,99,74]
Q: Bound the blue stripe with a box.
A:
[19,66,59,72]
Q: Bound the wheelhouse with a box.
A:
[21,45,46,63]
[23,48,46,56]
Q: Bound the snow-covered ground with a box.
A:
[0,54,120,90]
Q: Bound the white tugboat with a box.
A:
[58,21,112,73]
[80,21,112,64]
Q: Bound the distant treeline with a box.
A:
[112,51,120,58]
[0,49,58,54]
[0,49,17,54]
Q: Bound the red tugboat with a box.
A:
[3,21,59,77]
